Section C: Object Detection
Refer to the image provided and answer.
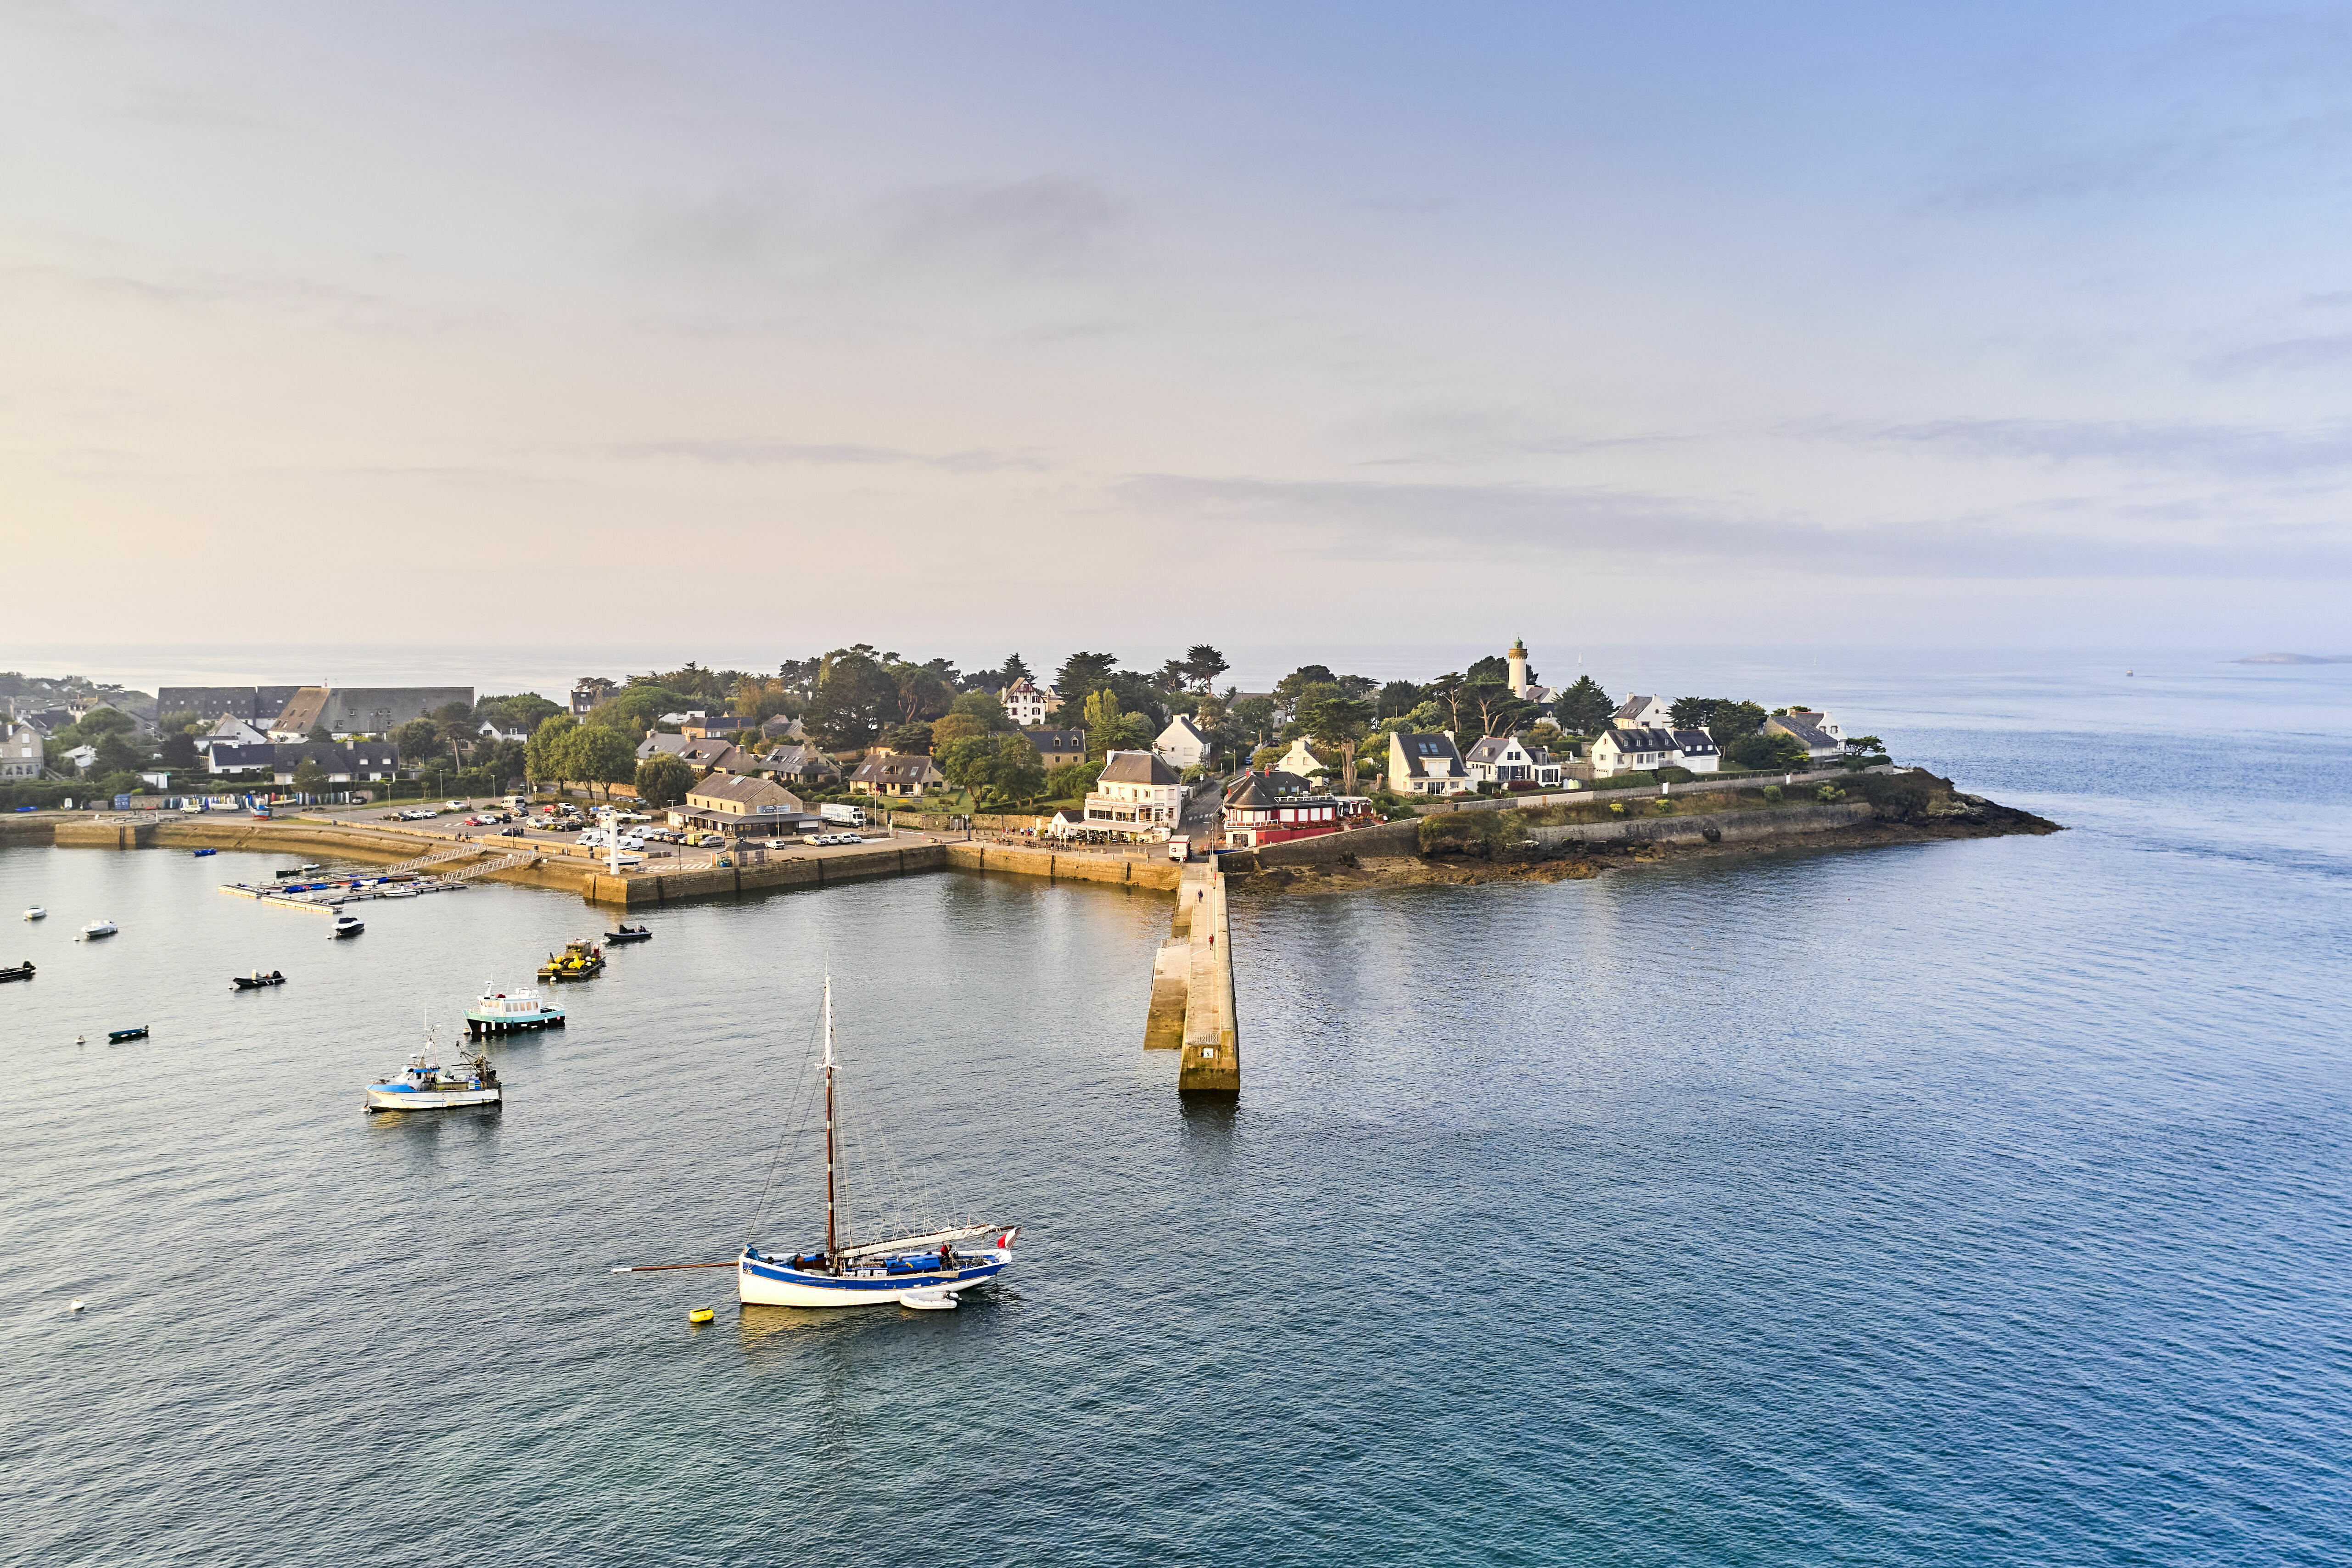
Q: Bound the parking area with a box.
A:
[298,795,952,862]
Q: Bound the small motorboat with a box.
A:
[605,924,653,944]
[364,1027,501,1113]
[107,1026,149,1042]
[537,938,605,982]
[299,864,321,874]
[465,983,566,1035]
[231,970,286,991]
[0,960,33,983]
[81,919,118,939]
[22,907,45,921]
[330,915,364,939]
[191,847,218,857]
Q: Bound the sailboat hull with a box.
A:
[738,1250,1009,1308]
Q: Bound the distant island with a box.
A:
[2234,653,2352,665]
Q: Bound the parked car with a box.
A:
[444,800,466,810]
[618,835,646,851]
[690,833,722,847]
[498,826,527,838]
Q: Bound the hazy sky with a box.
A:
[7,2,2352,658]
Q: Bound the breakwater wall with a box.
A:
[1142,861,1239,1094]
[1523,801,1877,853]
[941,842,1183,891]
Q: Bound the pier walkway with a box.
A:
[1145,860,1239,1095]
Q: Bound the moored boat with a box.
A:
[605,924,653,944]
[364,1029,501,1112]
[330,915,364,938]
[22,907,45,921]
[0,960,33,983]
[191,847,217,857]
[82,918,118,939]
[732,978,1017,1310]
[231,969,286,990]
[465,983,566,1034]
[537,938,604,981]
[107,1025,148,1042]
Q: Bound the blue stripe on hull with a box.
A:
[742,1260,1004,1292]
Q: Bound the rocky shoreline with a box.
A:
[1229,773,2061,895]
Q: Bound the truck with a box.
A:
[820,803,865,828]
[1167,834,1192,862]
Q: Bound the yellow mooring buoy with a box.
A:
[688,1306,715,1324]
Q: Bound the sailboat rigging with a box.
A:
[711,975,1019,1310]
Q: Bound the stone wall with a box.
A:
[1245,820,1420,868]
[1524,801,1877,853]
[942,842,1183,891]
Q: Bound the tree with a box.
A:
[996,653,1033,685]
[291,757,329,795]
[1045,761,1096,802]
[936,734,998,792]
[72,708,136,740]
[1552,676,1613,734]
[1272,664,1338,714]
[1081,688,1147,760]
[931,713,988,750]
[804,648,899,749]
[526,715,578,786]
[94,732,145,776]
[159,732,197,769]
[479,692,562,732]
[885,722,934,755]
[1181,644,1229,693]
[1227,695,1277,744]
[1726,729,1808,771]
[983,734,1046,804]
[1374,680,1422,718]
[1670,697,1765,741]
[634,753,697,809]
[393,717,440,758]
[947,691,1014,731]
[731,676,798,723]
[306,725,333,744]
[1300,695,1372,795]
[566,725,638,801]
[890,661,954,725]
[1426,672,1468,735]
[1844,734,1886,756]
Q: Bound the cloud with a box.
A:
[607,439,1040,474]
[1846,416,2352,476]
[1118,473,2352,580]
[7,263,477,334]
[2196,334,2352,376]
[1338,402,1697,466]
[873,177,1126,276]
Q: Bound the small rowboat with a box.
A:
[605,924,653,944]
[231,970,286,990]
[107,1026,149,1042]
[191,848,218,857]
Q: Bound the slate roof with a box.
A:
[760,714,806,739]
[850,752,944,786]
[1766,715,1839,751]
[687,773,803,812]
[1463,735,1518,765]
[1599,727,1679,754]
[1670,728,1720,756]
[1096,750,1180,786]
[1025,728,1086,754]
[270,687,330,734]
[1391,732,1466,779]
[756,742,838,777]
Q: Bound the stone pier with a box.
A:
[1146,860,1239,1095]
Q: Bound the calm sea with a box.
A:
[3,656,2347,1566]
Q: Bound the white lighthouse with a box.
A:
[1507,638,1530,698]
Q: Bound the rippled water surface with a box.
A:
[4,657,2349,1566]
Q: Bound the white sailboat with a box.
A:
[734,978,1017,1309]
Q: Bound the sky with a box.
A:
[6,1,2352,672]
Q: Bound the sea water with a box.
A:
[1,656,2346,1566]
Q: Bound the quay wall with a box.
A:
[941,842,1183,892]
[1525,801,1878,853]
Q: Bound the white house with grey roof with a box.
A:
[1081,750,1183,839]
[1611,694,1671,730]
[1387,731,1472,795]
[1590,728,1682,777]
[1152,714,1211,772]
[1764,713,1842,765]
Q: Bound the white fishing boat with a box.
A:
[465,983,566,1035]
[22,907,44,921]
[81,918,118,939]
[364,1026,502,1112]
[732,978,1016,1309]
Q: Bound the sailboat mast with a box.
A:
[823,975,838,1260]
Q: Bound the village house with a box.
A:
[849,748,945,797]
[1464,733,1546,787]
[760,714,807,742]
[1,720,43,781]
[1781,709,1844,741]
[1025,728,1086,770]
[1610,694,1672,731]
[1387,731,1473,795]
[751,742,840,786]
[635,730,751,772]
[1670,729,1721,773]
[1764,712,1843,766]
[478,719,529,745]
[998,678,1058,728]
[1221,770,1371,848]
[680,715,751,739]
[64,744,98,773]
[1081,750,1184,840]
[571,677,614,717]
[205,741,403,786]
[1589,728,1682,778]
[1153,714,1211,772]
[1272,736,1326,778]
[669,773,819,840]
